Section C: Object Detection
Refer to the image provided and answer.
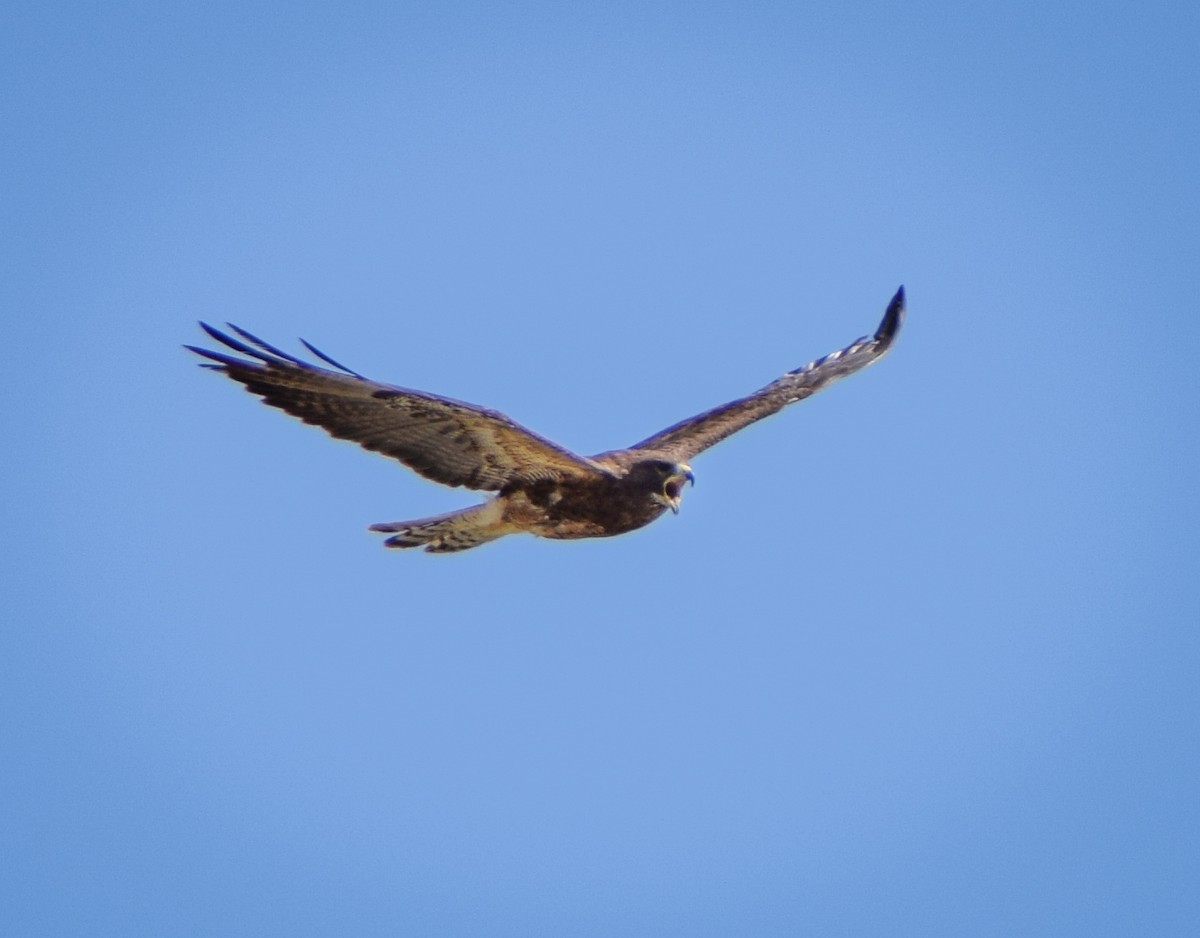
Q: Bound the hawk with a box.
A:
[188,287,904,553]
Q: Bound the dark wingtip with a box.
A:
[300,337,364,378]
[184,342,239,368]
[196,320,266,359]
[875,285,906,346]
[368,521,402,532]
[198,320,228,343]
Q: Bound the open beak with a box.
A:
[662,465,695,515]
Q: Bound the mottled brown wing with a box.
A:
[187,324,614,491]
[628,287,905,463]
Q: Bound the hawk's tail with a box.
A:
[368,501,510,553]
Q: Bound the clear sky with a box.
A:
[4,1,1198,935]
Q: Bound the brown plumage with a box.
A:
[187,287,905,552]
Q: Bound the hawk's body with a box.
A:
[188,288,904,552]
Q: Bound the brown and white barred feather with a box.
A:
[368,501,512,553]
[186,323,613,491]
[625,286,905,463]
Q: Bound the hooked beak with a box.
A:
[662,464,695,515]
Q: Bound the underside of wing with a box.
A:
[187,324,614,491]
[628,287,905,463]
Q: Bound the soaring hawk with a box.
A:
[188,287,905,552]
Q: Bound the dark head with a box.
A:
[628,458,695,515]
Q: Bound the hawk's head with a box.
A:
[632,458,695,515]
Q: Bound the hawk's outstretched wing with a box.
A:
[187,324,614,491]
[628,287,905,463]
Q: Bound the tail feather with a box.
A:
[369,501,508,553]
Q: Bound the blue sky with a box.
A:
[4,1,1198,934]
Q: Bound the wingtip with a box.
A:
[184,342,236,367]
[300,336,365,378]
[196,320,261,358]
[197,320,227,342]
[875,285,906,345]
